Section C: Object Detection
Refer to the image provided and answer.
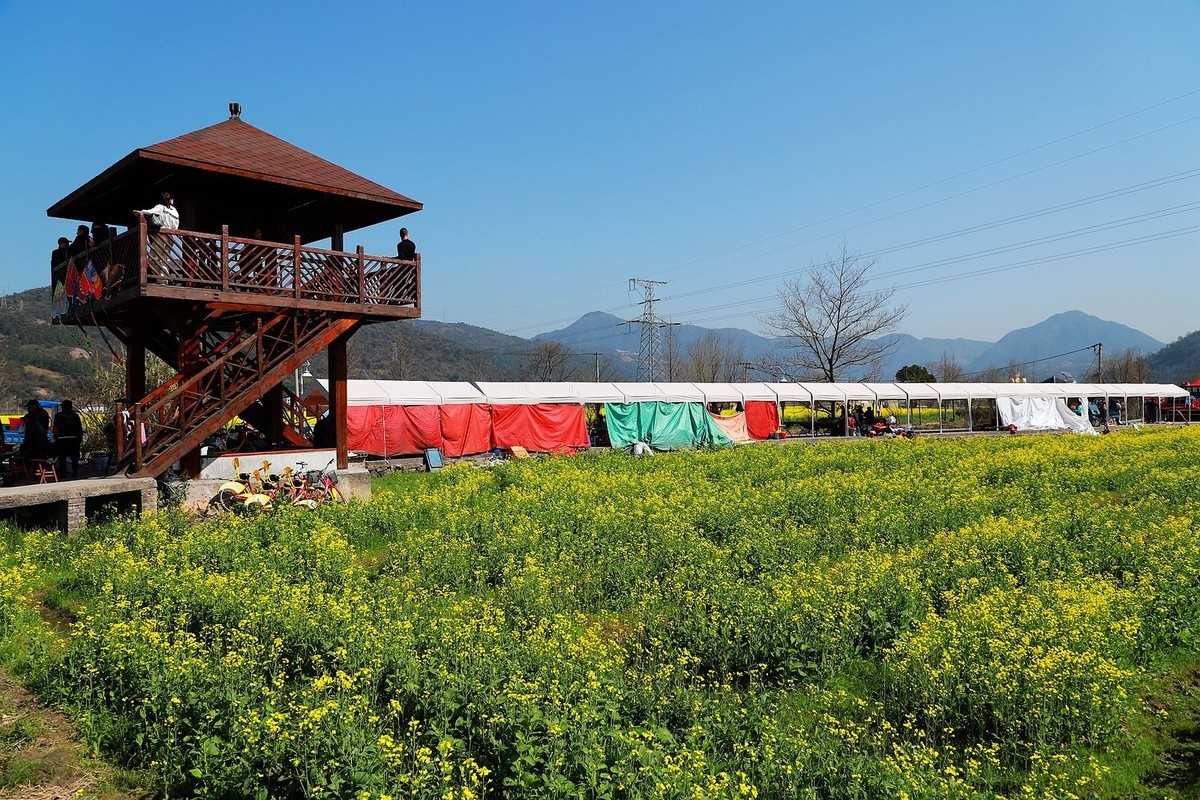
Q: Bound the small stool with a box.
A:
[31,459,58,484]
[8,458,29,483]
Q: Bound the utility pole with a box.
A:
[623,278,677,381]
[740,361,752,382]
[1096,342,1103,382]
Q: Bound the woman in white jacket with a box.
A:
[134,192,180,230]
[134,192,181,278]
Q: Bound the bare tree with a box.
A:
[926,350,966,383]
[61,352,174,451]
[521,339,576,381]
[760,245,907,382]
[581,352,620,381]
[684,330,747,382]
[663,324,683,381]
[388,337,412,380]
[1091,347,1149,382]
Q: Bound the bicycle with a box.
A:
[212,457,274,514]
[288,458,343,508]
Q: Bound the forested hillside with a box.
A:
[1149,329,1200,384]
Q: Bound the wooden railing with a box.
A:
[53,220,420,320]
[116,311,350,474]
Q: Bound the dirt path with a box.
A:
[0,666,134,800]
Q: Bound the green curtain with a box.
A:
[603,402,732,451]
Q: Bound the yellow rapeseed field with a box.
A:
[1,426,1198,798]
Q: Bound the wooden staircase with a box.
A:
[116,310,359,478]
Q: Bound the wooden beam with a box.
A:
[126,319,145,403]
[329,333,349,470]
[264,383,285,444]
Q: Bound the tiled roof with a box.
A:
[138,118,420,208]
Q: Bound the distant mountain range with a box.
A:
[533,309,1172,382]
[0,283,1193,408]
[963,310,1166,378]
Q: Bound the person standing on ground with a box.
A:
[396,227,416,261]
[53,400,84,479]
[19,401,50,465]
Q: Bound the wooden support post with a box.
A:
[126,319,146,404]
[137,217,148,289]
[414,254,421,313]
[329,335,349,470]
[265,383,285,445]
[293,235,302,299]
[182,448,201,480]
[220,225,230,291]
[356,245,365,303]
[332,222,344,253]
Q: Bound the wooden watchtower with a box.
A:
[47,110,422,478]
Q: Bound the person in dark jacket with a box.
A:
[19,401,50,464]
[53,399,84,478]
[396,227,416,261]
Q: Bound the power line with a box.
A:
[531,209,1200,349]
[463,91,1200,329]
[479,154,1200,339]
[663,168,1200,302]
[961,343,1101,378]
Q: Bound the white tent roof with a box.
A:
[767,383,814,403]
[424,382,487,404]
[931,382,987,401]
[372,380,448,405]
[316,379,484,406]
[892,382,943,401]
[858,382,911,402]
[694,383,747,403]
[796,383,848,403]
[609,382,666,403]
[651,383,709,403]
[570,382,632,403]
[315,378,1189,407]
[473,382,582,405]
[731,382,781,402]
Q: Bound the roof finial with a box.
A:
[228,102,242,120]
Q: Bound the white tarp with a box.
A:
[997,396,1098,435]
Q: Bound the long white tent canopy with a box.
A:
[318,380,1188,407]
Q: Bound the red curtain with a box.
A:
[440,404,493,457]
[490,404,589,452]
[744,400,780,440]
[346,405,442,456]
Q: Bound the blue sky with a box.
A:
[1,1,1196,350]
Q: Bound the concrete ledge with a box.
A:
[0,477,158,534]
[337,465,371,501]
